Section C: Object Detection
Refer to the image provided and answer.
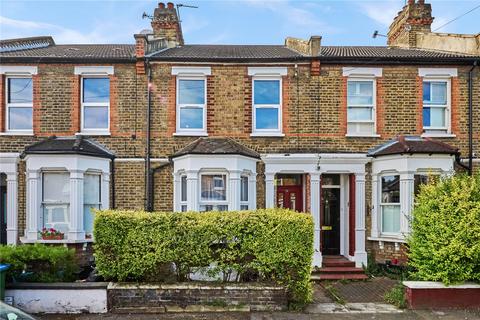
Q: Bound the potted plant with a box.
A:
[39,228,65,240]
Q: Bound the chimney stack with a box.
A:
[151,2,184,47]
[285,36,322,56]
[387,0,433,48]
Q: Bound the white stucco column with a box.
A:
[186,170,199,211]
[6,173,18,244]
[26,170,41,241]
[400,173,414,236]
[371,174,379,238]
[354,173,368,268]
[68,170,85,240]
[310,172,322,267]
[248,174,257,210]
[265,172,275,208]
[229,170,241,211]
[173,172,181,212]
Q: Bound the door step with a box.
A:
[312,255,368,281]
[311,273,369,281]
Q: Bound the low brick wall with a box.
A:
[107,282,288,313]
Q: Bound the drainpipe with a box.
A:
[145,59,153,211]
[467,61,478,176]
[110,156,116,209]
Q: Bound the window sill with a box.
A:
[250,132,285,137]
[76,131,111,136]
[368,236,406,243]
[421,133,456,138]
[0,131,34,136]
[20,237,94,244]
[345,134,381,138]
[173,132,208,137]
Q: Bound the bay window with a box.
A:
[180,175,187,212]
[200,174,228,212]
[82,77,110,132]
[381,175,400,234]
[422,80,449,134]
[6,77,33,132]
[42,172,70,235]
[347,79,375,135]
[253,78,282,135]
[176,78,206,134]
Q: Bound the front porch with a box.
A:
[262,153,370,268]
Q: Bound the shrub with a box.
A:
[408,173,480,285]
[0,244,77,282]
[94,208,314,308]
[384,283,406,308]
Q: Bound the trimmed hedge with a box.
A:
[94,209,314,308]
[408,173,480,285]
[0,244,77,282]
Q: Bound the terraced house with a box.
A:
[0,0,479,273]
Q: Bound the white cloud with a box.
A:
[0,15,136,44]
[358,1,399,27]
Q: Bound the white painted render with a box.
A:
[171,66,212,76]
[418,67,458,77]
[5,288,107,314]
[342,67,382,77]
[74,66,114,75]
[0,153,20,244]
[247,67,288,76]
[0,66,38,75]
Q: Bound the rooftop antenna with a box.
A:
[372,30,387,38]
[176,4,198,22]
[142,12,153,20]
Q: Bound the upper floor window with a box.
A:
[347,79,375,136]
[6,77,33,132]
[253,78,282,135]
[176,77,206,134]
[82,77,110,132]
[381,175,400,235]
[422,80,450,134]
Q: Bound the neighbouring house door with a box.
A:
[321,188,341,255]
[0,185,6,245]
[276,186,303,212]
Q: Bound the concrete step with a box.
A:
[311,273,369,281]
[318,267,364,274]
[322,261,356,268]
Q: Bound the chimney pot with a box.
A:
[408,0,414,4]
[167,2,174,9]
[158,2,165,9]
[418,0,425,4]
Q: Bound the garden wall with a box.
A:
[107,282,288,313]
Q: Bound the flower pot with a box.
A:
[42,234,64,240]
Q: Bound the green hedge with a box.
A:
[408,173,480,285]
[0,244,77,282]
[94,209,314,308]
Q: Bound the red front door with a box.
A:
[276,186,303,212]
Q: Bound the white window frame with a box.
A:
[175,76,207,136]
[380,174,401,237]
[80,76,111,134]
[251,76,283,136]
[41,171,70,236]
[5,75,33,134]
[421,78,451,135]
[240,175,249,210]
[180,174,187,212]
[346,77,377,137]
[199,172,229,211]
[83,172,102,237]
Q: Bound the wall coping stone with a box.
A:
[7,282,109,290]
[403,281,480,289]
[107,281,285,291]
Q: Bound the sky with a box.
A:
[0,0,479,46]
